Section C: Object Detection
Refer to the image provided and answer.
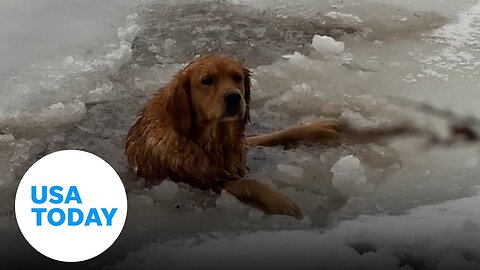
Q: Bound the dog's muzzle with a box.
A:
[223,91,243,117]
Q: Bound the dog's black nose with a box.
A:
[224,91,241,106]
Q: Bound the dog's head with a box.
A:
[167,55,251,136]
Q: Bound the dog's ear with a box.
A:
[167,73,193,137]
[243,68,252,124]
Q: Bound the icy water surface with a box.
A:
[1,0,480,269]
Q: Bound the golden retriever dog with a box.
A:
[125,54,340,219]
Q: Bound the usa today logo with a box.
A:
[15,150,128,262]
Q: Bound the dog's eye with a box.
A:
[201,76,214,86]
[232,74,242,83]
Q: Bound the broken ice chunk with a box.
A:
[311,35,345,55]
[216,190,249,211]
[163,38,177,55]
[0,101,87,129]
[277,164,304,178]
[150,180,179,201]
[0,133,15,142]
[331,155,366,185]
[330,155,373,196]
[282,51,310,66]
[265,83,326,115]
[325,12,363,25]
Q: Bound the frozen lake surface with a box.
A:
[1,0,480,269]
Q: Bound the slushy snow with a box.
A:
[114,192,480,270]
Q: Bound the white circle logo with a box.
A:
[15,150,128,262]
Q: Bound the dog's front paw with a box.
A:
[311,120,343,140]
[260,192,303,219]
[320,120,343,132]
